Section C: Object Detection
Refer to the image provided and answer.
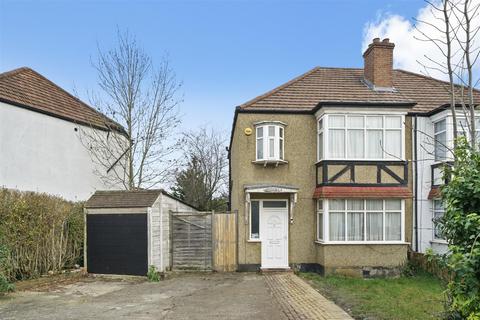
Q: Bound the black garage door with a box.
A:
[87,214,148,276]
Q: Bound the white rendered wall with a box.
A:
[0,102,124,201]
[415,115,448,254]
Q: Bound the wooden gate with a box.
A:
[170,211,237,272]
[212,212,237,272]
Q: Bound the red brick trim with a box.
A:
[313,186,413,199]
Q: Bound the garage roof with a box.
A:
[85,190,163,208]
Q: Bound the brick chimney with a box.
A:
[363,38,395,90]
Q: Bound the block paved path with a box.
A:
[264,273,353,320]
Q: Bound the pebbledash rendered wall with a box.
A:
[230,111,412,275]
[0,101,124,201]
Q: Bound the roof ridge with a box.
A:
[0,67,31,79]
[239,67,321,108]
[0,67,126,134]
[395,68,480,93]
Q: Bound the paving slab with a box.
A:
[264,273,353,320]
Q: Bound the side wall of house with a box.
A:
[416,115,448,254]
[0,102,124,201]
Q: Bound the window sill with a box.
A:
[247,239,261,243]
[430,239,447,245]
[252,159,288,167]
[315,240,409,245]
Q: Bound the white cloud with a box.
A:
[362,1,480,82]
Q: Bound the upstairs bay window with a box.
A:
[317,199,404,243]
[317,114,404,161]
[255,122,285,161]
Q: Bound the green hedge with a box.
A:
[0,188,84,282]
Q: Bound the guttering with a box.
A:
[312,100,417,113]
[408,103,479,117]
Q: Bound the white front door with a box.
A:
[260,201,288,269]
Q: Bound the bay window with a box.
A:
[317,199,403,243]
[434,119,447,161]
[255,122,285,161]
[318,114,403,161]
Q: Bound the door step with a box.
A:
[260,267,292,274]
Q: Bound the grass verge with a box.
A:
[301,271,445,320]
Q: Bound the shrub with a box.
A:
[147,265,160,282]
[0,188,84,281]
[439,138,480,319]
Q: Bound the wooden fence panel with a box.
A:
[170,211,237,272]
[213,212,237,272]
[171,212,212,270]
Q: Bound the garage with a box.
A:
[84,189,197,276]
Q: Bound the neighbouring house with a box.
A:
[84,189,197,276]
[415,107,480,254]
[228,38,480,276]
[0,67,127,201]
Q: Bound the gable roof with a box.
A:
[239,67,480,113]
[85,190,162,208]
[85,189,198,210]
[0,67,125,133]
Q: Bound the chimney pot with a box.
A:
[363,38,395,89]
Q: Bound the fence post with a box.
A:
[211,210,215,271]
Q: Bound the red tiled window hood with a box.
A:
[313,186,413,199]
[428,186,441,199]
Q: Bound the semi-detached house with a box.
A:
[228,38,480,276]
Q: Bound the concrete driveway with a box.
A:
[0,273,287,320]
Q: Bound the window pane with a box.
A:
[329,115,345,127]
[434,119,446,133]
[367,212,383,241]
[347,116,364,128]
[385,199,401,210]
[367,130,383,158]
[386,116,401,128]
[434,199,444,210]
[329,212,345,241]
[347,199,364,210]
[318,132,323,159]
[251,201,260,239]
[367,116,383,128]
[385,212,401,241]
[268,126,275,136]
[366,199,383,210]
[329,199,345,210]
[347,129,364,158]
[385,130,401,159]
[279,137,284,160]
[318,213,323,240]
[433,200,445,239]
[318,119,323,130]
[435,131,447,161]
[329,129,345,158]
[257,138,263,159]
[317,200,323,211]
[279,127,283,138]
[257,127,263,137]
[348,212,364,241]
[269,138,275,157]
[263,201,287,208]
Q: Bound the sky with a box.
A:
[1,0,430,134]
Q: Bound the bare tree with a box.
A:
[172,127,228,210]
[415,0,480,152]
[80,30,182,189]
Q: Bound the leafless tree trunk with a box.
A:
[416,0,479,153]
[80,30,182,189]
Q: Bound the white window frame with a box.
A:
[432,199,445,241]
[316,200,323,241]
[317,113,405,161]
[315,199,405,244]
[433,118,447,162]
[254,122,285,161]
[249,199,288,241]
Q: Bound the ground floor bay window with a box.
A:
[316,199,404,243]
